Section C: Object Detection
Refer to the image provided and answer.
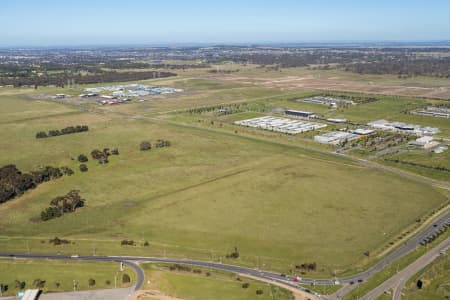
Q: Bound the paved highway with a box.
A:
[0,210,448,299]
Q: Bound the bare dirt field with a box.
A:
[207,74,450,100]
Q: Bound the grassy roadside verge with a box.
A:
[342,230,450,300]
[0,259,135,296]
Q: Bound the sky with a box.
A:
[1,0,450,46]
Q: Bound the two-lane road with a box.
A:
[0,209,448,299]
[361,236,450,300]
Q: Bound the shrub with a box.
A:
[140,141,151,151]
[36,131,48,139]
[122,274,131,284]
[78,154,88,163]
[79,164,88,172]
[242,283,250,289]
[256,289,264,295]
[61,167,74,176]
[226,246,240,259]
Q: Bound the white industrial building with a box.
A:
[84,84,182,97]
[326,118,348,124]
[414,106,450,119]
[352,128,375,135]
[409,136,439,149]
[368,119,440,136]
[314,131,359,145]
[301,96,355,108]
[235,116,327,135]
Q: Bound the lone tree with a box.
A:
[78,154,88,163]
[417,279,423,289]
[88,278,96,287]
[33,279,46,288]
[14,280,25,290]
[140,141,151,151]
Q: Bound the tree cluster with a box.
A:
[36,125,89,139]
[90,148,119,164]
[120,240,135,246]
[155,139,171,148]
[0,165,67,204]
[40,190,85,221]
[48,236,71,245]
[140,140,171,151]
[295,262,317,271]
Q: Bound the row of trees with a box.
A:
[40,190,85,221]
[0,165,71,204]
[295,262,317,271]
[0,274,132,294]
[384,159,450,173]
[341,59,450,78]
[0,70,177,88]
[36,125,89,139]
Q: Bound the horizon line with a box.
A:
[2,40,450,49]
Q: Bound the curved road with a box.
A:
[1,210,448,299]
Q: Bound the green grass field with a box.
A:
[140,264,293,300]
[0,259,135,296]
[0,93,447,277]
[0,73,449,281]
